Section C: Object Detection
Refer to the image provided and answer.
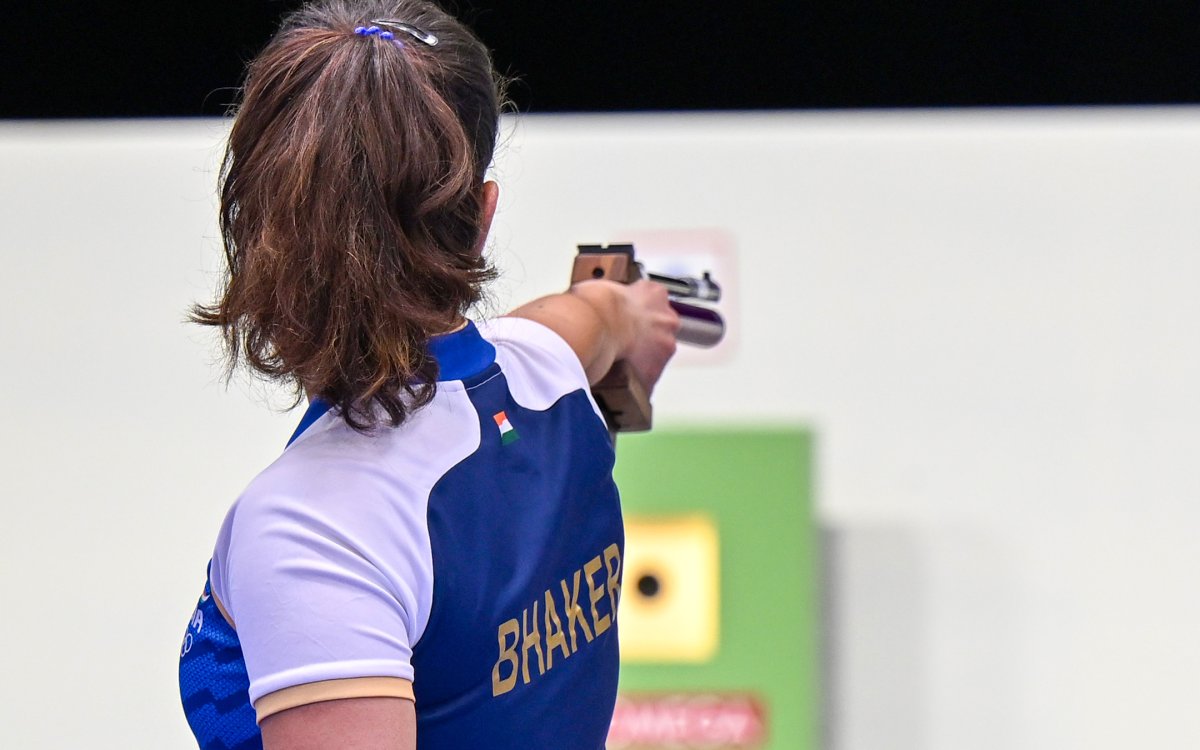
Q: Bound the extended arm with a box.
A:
[508,280,681,392]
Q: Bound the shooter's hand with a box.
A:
[507,280,680,392]
[613,279,681,395]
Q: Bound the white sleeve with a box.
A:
[479,316,591,394]
[210,465,433,713]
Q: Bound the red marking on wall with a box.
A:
[607,693,768,749]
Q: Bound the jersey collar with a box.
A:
[286,320,496,446]
[427,320,497,382]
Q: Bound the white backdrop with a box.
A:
[1,109,1198,749]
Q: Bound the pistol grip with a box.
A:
[571,245,651,436]
[591,360,652,435]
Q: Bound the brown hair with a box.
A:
[193,0,504,431]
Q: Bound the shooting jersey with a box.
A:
[179,318,624,750]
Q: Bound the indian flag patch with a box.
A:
[493,411,520,445]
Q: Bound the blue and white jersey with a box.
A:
[179,318,624,750]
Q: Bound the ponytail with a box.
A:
[192,0,505,431]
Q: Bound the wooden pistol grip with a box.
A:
[571,248,651,435]
[590,360,652,435]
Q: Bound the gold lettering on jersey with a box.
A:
[492,618,520,697]
[491,542,622,698]
[604,543,622,616]
[561,570,594,650]
[521,602,546,684]
[584,555,611,636]
[543,589,570,670]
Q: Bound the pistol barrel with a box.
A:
[648,271,722,303]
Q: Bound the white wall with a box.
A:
[1,109,1198,749]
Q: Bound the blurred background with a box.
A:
[2,2,1199,749]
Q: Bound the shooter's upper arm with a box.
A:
[260,696,416,750]
[506,282,632,385]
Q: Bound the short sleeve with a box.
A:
[479,316,591,393]
[210,468,434,722]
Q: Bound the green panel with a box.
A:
[612,429,817,750]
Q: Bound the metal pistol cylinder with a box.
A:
[670,301,725,348]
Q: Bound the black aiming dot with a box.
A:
[591,267,605,279]
[636,573,661,599]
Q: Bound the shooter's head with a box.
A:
[193,0,507,431]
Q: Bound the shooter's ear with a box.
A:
[475,180,500,255]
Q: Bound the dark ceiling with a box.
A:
[3,1,1198,118]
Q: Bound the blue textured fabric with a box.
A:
[179,578,262,750]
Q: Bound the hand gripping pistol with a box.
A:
[570,243,725,438]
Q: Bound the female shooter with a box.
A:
[178,2,679,748]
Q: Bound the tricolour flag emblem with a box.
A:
[493,411,520,445]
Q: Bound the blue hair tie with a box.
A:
[355,21,426,48]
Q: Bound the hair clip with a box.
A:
[370,19,439,46]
